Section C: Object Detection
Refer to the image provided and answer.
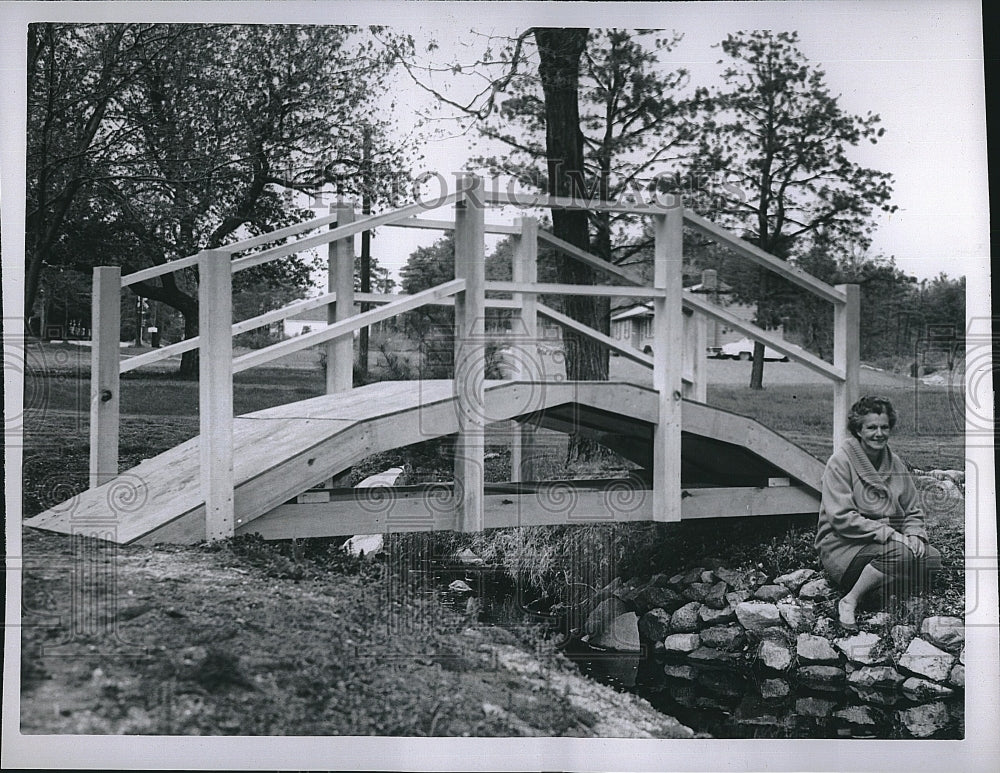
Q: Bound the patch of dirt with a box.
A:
[17,529,693,739]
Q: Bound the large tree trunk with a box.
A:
[534,28,608,383]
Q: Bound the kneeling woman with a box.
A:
[815,395,942,629]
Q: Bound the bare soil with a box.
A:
[17,529,694,739]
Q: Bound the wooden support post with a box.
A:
[652,203,684,522]
[692,312,707,403]
[453,174,486,531]
[327,203,355,394]
[510,216,538,483]
[89,266,121,489]
[199,250,234,541]
[833,283,861,450]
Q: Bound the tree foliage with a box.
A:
[27,23,411,374]
[688,30,897,387]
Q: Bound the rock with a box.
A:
[834,705,880,726]
[681,566,707,585]
[683,582,714,603]
[647,573,671,588]
[813,616,837,637]
[920,616,965,652]
[651,639,665,657]
[834,632,884,665]
[798,665,846,684]
[618,582,686,615]
[759,678,790,699]
[959,646,965,665]
[638,608,672,642]
[902,677,955,701]
[448,579,474,593]
[850,686,900,706]
[667,571,687,587]
[745,569,769,589]
[702,581,729,609]
[687,646,740,665]
[753,584,792,603]
[898,702,949,738]
[725,590,751,608]
[778,601,816,633]
[795,696,837,718]
[890,624,917,651]
[663,633,701,654]
[454,548,485,566]
[698,604,736,626]
[663,663,698,680]
[796,633,840,664]
[669,602,703,633]
[847,665,905,688]
[343,533,384,557]
[865,612,891,627]
[714,567,743,586]
[798,577,835,600]
[734,601,782,631]
[898,637,955,682]
[585,597,629,636]
[773,568,817,593]
[699,625,746,652]
[699,570,716,584]
[758,639,794,671]
[948,664,965,689]
[589,611,641,652]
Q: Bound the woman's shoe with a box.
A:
[838,598,859,631]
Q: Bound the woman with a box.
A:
[815,395,942,629]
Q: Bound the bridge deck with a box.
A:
[24,380,825,545]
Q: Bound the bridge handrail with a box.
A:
[87,173,859,541]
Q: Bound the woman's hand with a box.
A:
[904,534,926,558]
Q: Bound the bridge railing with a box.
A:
[88,174,858,540]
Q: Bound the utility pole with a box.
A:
[358,125,373,379]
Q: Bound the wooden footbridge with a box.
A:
[26,176,860,545]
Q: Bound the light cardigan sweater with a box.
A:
[815,436,929,584]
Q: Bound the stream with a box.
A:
[436,565,964,740]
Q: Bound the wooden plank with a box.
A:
[537,230,646,287]
[120,254,201,288]
[244,484,819,539]
[229,194,461,274]
[328,204,355,394]
[484,188,682,215]
[683,210,847,305]
[219,210,340,255]
[89,267,121,488]
[833,283,861,450]
[486,281,665,298]
[198,250,235,541]
[511,217,539,482]
[454,174,487,533]
[652,206,684,523]
[388,216,520,235]
[682,293,845,382]
[232,279,465,373]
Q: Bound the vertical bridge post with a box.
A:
[328,202,355,394]
[199,249,234,541]
[453,174,486,532]
[89,266,121,489]
[510,216,538,483]
[833,283,860,450]
[652,202,684,522]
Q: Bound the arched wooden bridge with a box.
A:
[26,177,860,545]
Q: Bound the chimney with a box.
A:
[702,269,717,291]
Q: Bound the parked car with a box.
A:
[719,337,789,362]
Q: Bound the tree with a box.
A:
[27,23,411,375]
[689,31,896,388]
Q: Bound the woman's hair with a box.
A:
[847,395,897,438]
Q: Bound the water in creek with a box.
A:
[438,570,964,740]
